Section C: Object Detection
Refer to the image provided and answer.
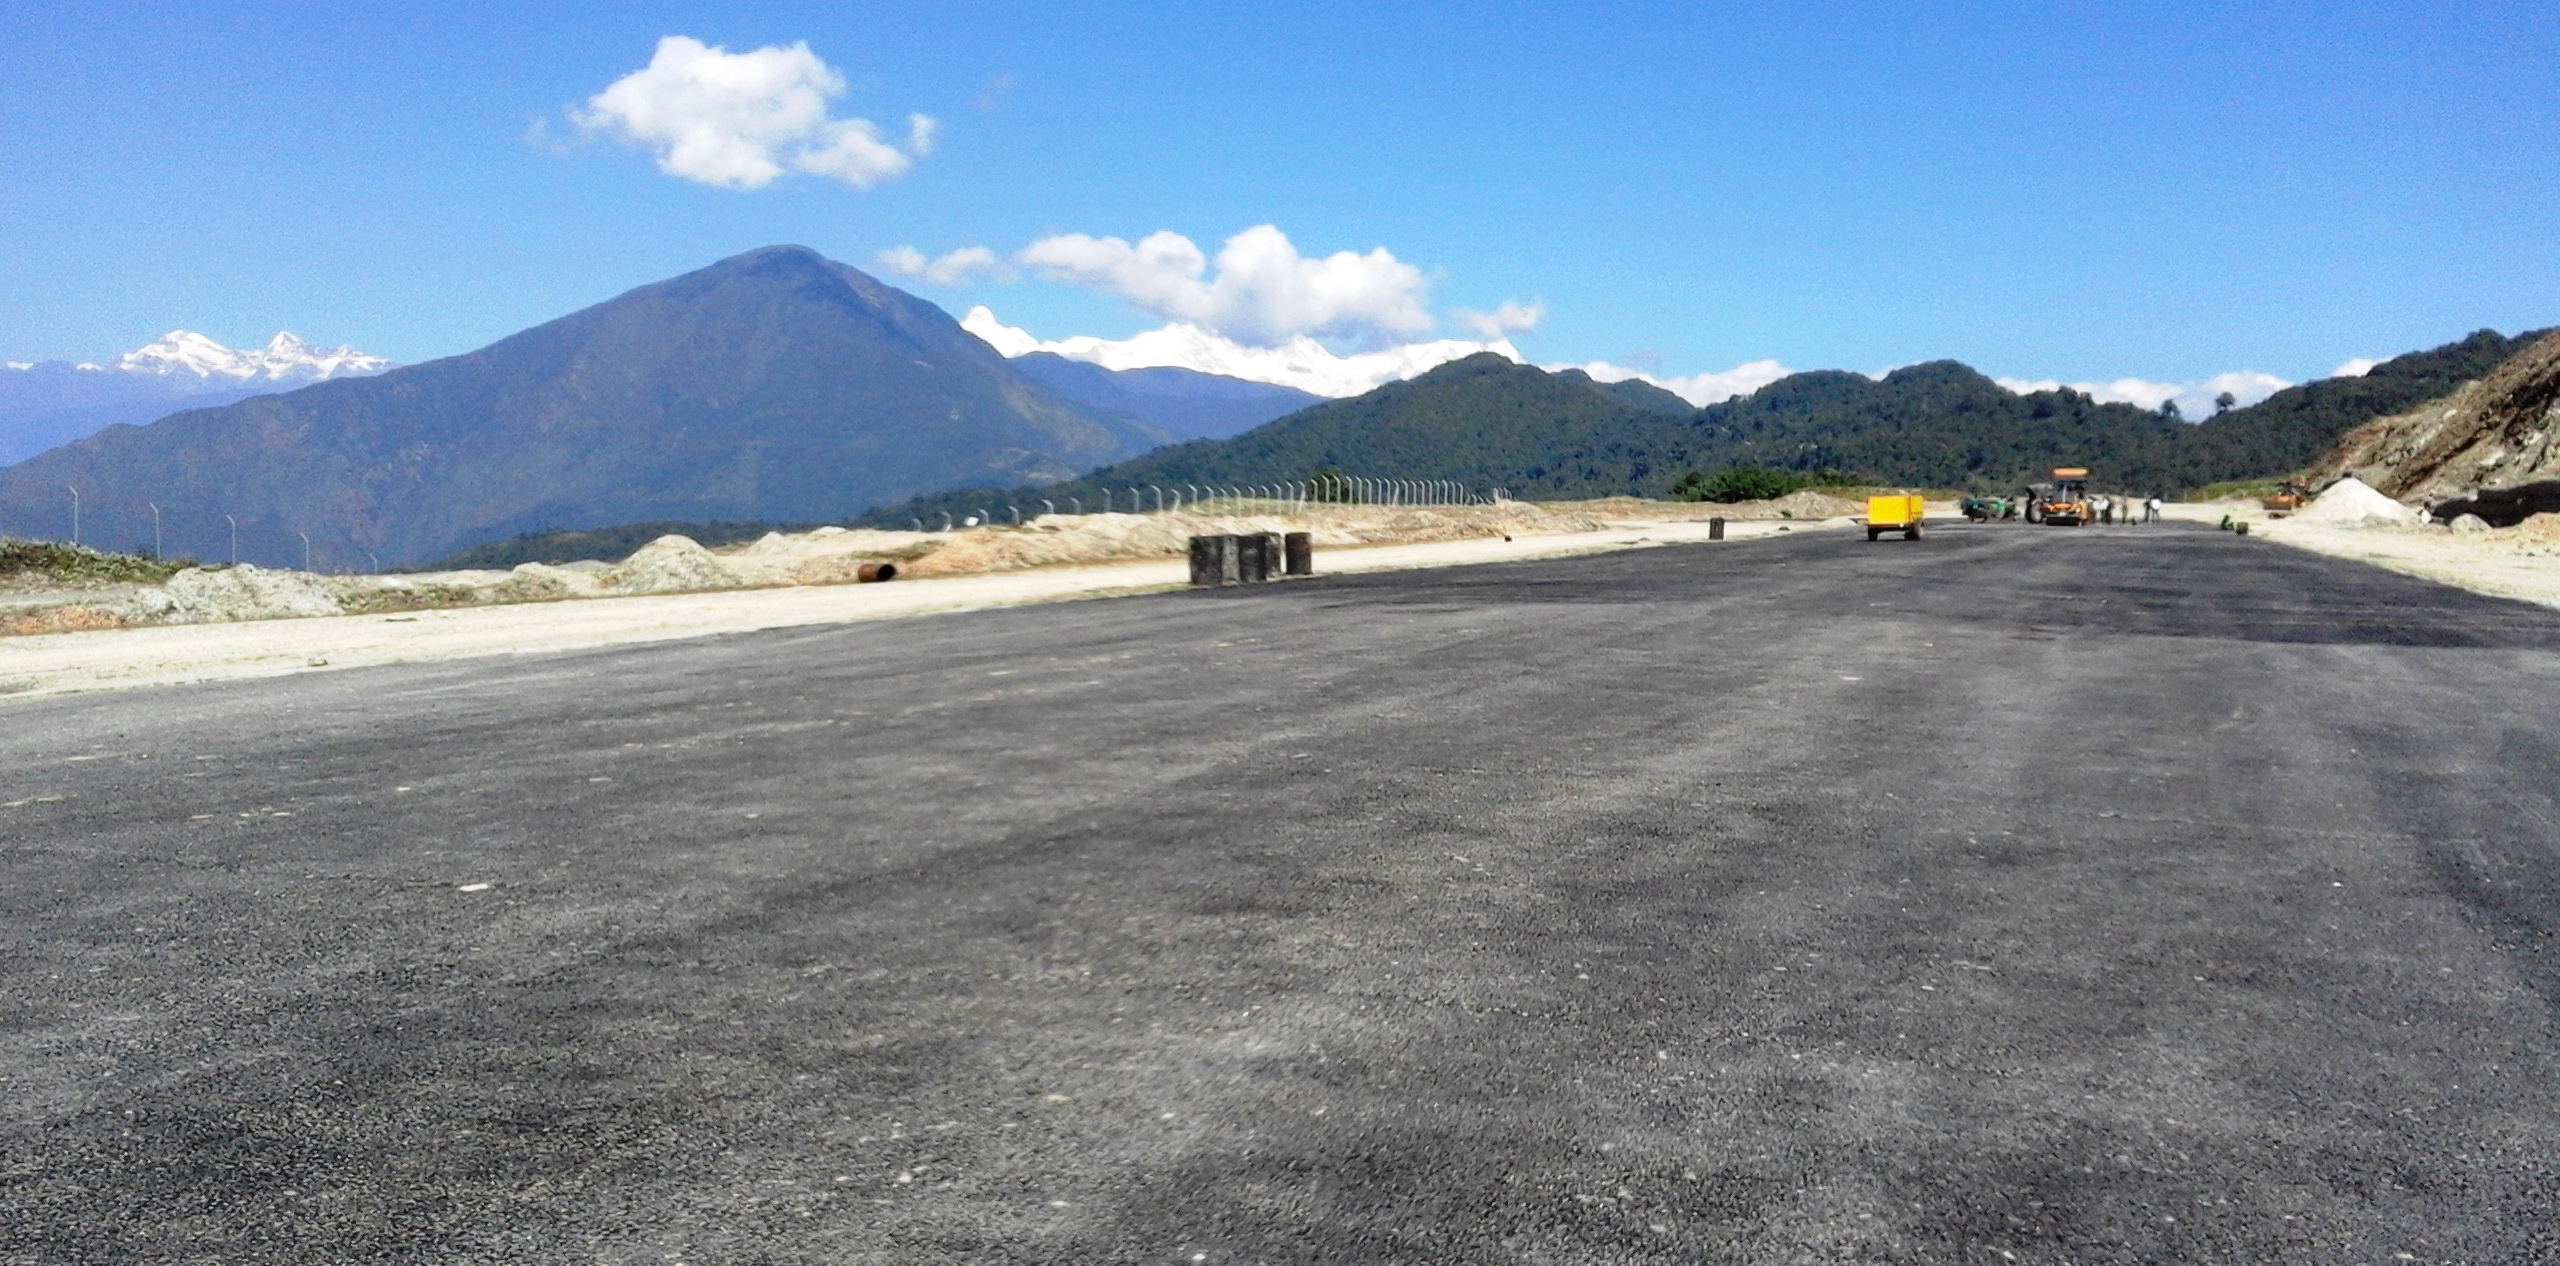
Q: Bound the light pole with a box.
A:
[365,551,380,572]
[298,531,312,572]
[225,514,239,565]
[148,503,161,560]
[65,486,79,546]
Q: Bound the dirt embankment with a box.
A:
[1,495,1862,635]
[2314,329,2560,513]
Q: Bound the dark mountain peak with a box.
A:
[651,244,844,297]
[1722,368,1877,414]
[728,242,828,265]
[1878,359,1999,391]
[1409,351,1532,385]
[646,244,901,311]
[0,249,1176,565]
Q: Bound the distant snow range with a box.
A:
[0,332,389,466]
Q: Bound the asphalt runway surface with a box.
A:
[4,521,2557,1264]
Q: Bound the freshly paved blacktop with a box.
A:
[4,522,2556,1264]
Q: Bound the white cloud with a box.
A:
[960,307,1516,398]
[974,72,1017,113]
[1995,369,2293,419]
[1556,358,1795,407]
[2195,370,2292,412]
[873,245,928,277]
[960,303,1789,406]
[1014,225,1433,348]
[1453,300,1545,339]
[2331,356,2383,378]
[1996,376,2177,410]
[575,36,932,190]
[874,245,1012,286]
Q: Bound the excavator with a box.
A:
[2034,467,2093,526]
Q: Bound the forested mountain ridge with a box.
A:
[2180,328,2546,481]
[855,327,2551,527]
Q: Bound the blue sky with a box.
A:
[4,0,2554,406]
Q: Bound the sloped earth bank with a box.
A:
[0,495,1866,634]
[2314,327,2560,505]
[0,507,1857,700]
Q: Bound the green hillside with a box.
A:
[2179,328,2544,479]
[856,326,2551,527]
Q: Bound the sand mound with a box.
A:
[157,564,353,622]
[600,535,740,594]
[2294,477,2417,526]
[1762,490,1870,519]
[0,605,129,636]
[494,561,610,600]
[2485,511,2560,546]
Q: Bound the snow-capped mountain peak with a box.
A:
[116,330,391,383]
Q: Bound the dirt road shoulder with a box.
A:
[0,517,1833,702]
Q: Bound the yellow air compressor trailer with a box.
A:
[1866,494,1926,541]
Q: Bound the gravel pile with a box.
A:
[599,535,742,594]
[2295,477,2418,526]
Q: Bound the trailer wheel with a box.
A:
[1866,527,1881,541]
[1905,525,1921,540]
